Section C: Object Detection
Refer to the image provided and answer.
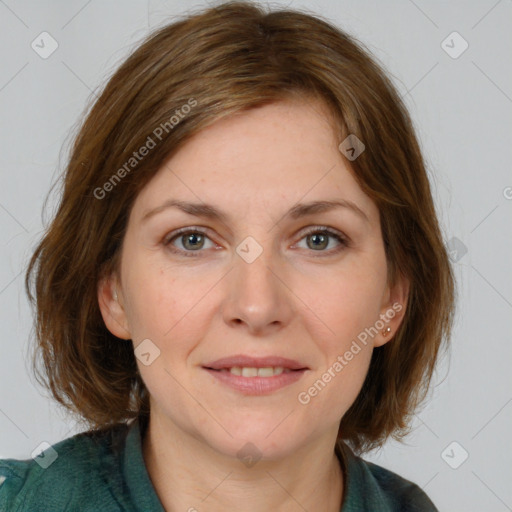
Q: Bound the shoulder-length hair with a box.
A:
[26,0,455,454]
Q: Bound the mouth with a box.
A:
[203,355,308,374]
[208,366,300,377]
[202,355,309,395]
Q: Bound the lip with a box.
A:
[203,355,308,371]
[202,354,309,396]
[204,368,307,395]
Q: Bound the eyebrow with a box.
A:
[141,198,370,224]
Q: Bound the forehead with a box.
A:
[132,99,378,225]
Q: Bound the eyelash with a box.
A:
[163,226,350,258]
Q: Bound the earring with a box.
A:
[113,288,118,302]
[382,326,392,337]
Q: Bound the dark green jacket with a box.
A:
[0,417,437,511]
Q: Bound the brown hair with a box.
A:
[26,0,455,453]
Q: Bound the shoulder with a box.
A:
[362,458,437,511]
[339,443,438,511]
[0,423,131,512]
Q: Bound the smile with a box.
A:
[202,355,309,395]
[219,366,292,377]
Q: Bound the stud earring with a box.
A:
[113,288,118,302]
[382,326,392,337]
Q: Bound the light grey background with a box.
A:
[1,1,511,510]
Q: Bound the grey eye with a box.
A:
[306,232,330,250]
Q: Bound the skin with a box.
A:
[98,97,408,511]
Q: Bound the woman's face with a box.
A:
[100,98,407,460]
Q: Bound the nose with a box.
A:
[221,239,295,336]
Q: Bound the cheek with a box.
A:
[302,262,386,348]
[294,260,385,411]
[298,346,373,422]
[122,257,209,341]
[297,292,376,422]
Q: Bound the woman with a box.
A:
[0,1,455,510]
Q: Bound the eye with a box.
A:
[163,225,349,258]
[164,228,217,256]
[294,226,349,254]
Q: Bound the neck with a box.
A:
[141,414,344,512]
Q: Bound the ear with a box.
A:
[374,272,409,348]
[97,273,131,340]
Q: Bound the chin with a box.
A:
[195,415,308,463]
